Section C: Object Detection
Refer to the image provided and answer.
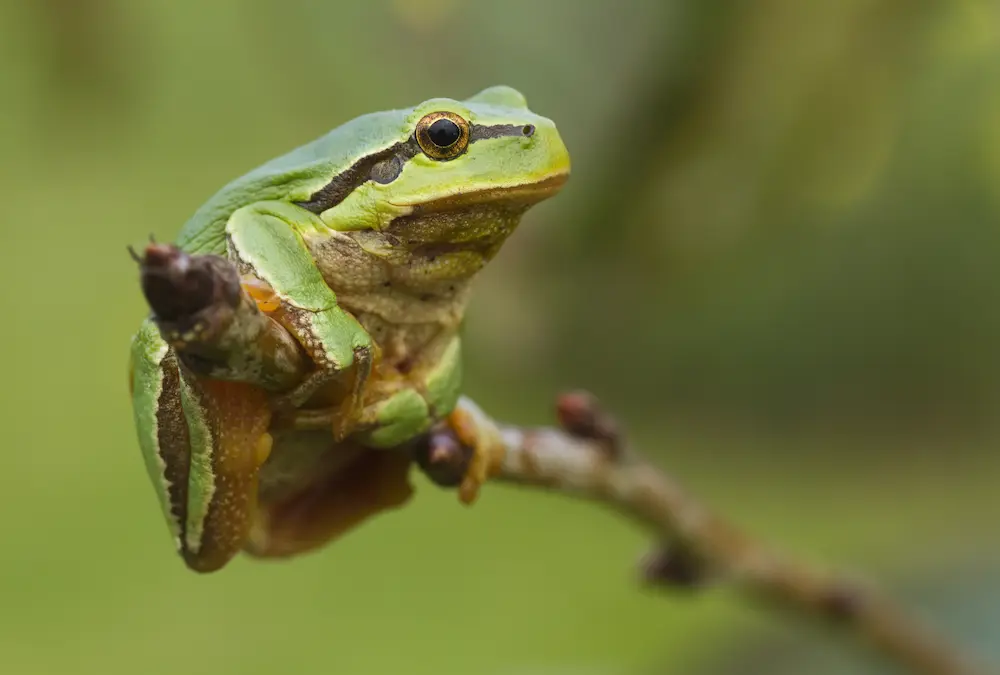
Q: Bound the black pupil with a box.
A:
[427,118,461,148]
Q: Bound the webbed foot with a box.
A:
[422,397,505,505]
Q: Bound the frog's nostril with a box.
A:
[522,124,535,137]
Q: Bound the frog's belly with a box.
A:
[257,429,364,505]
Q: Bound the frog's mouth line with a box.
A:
[395,172,569,215]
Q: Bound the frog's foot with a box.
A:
[265,342,374,441]
[245,447,412,559]
[434,397,506,505]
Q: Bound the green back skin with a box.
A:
[176,86,569,254]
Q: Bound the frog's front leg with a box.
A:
[131,320,273,573]
[226,201,374,440]
[339,334,501,504]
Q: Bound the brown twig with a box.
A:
[131,248,989,673]
[414,392,994,675]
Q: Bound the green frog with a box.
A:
[129,85,570,572]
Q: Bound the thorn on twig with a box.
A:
[555,390,623,458]
[412,425,472,488]
[640,544,710,590]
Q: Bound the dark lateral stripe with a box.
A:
[295,139,420,214]
[156,350,192,545]
[470,123,534,142]
[295,123,533,215]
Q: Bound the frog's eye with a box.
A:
[415,111,470,160]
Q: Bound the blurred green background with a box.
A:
[1,1,998,673]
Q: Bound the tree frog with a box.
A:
[129,86,570,572]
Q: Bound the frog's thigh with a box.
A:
[131,321,273,573]
[358,336,463,449]
[245,440,413,559]
[226,201,374,431]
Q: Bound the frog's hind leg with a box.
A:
[245,441,413,559]
[131,320,273,573]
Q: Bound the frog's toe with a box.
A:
[442,402,504,505]
[330,394,362,442]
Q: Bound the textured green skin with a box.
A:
[131,321,178,546]
[227,200,372,371]
[131,319,223,558]
[175,86,567,252]
[130,320,224,557]
[130,85,570,566]
[357,335,463,448]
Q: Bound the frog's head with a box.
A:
[305,86,570,261]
